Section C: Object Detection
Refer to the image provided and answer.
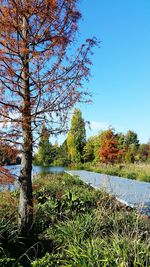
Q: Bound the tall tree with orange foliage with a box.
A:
[99,129,122,164]
[0,0,96,236]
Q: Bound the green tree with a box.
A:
[67,109,86,163]
[125,130,139,149]
[117,133,125,150]
[36,125,54,166]
[83,136,95,162]
[92,133,102,163]
[54,140,69,166]
[124,130,139,163]
[125,144,137,163]
[116,133,126,162]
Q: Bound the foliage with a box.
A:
[81,162,150,182]
[91,133,102,163]
[0,0,96,142]
[35,125,57,166]
[137,144,150,162]
[0,143,19,165]
[125,144,136,163]
[0,173,150,266]
[0,258,22,267]
[83,136,95,162]
[99,129,123,164]
[34,125,150,167]
[124,130,139,149]
[0,166,15,184]
[80,125,150,166]
[53,140,69,166]
[116,132,125,151]
[32,174,150,267]
[32,116,150,169]
[31,253,65,267]
[67,109,86,163]
[52,158,67,167]
[0,0,96,235]
[33,174,100,233]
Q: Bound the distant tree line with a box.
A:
[2,116,149,167]
[33,109,150,166]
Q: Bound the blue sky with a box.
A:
[74,0,150,144]
[55,0,150,144]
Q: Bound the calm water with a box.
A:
[0,165,65,191]
[1,166,150,216]
[66,170,150,216]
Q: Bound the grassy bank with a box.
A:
[0,173,150,266]
[70,162,150,182]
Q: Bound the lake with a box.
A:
[0,165,65,191]
[1,166,150,216]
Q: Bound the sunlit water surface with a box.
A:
[0,165,65,191]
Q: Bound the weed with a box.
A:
[0,173,150,266]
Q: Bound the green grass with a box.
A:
[72,162,150,182]
[0,173,150,266]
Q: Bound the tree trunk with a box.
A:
[18,130,33,237]
[18,14,33,237]
[18,71,33,236]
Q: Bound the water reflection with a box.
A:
[0,165,65,191]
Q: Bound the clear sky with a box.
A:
[72,0,150,144]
